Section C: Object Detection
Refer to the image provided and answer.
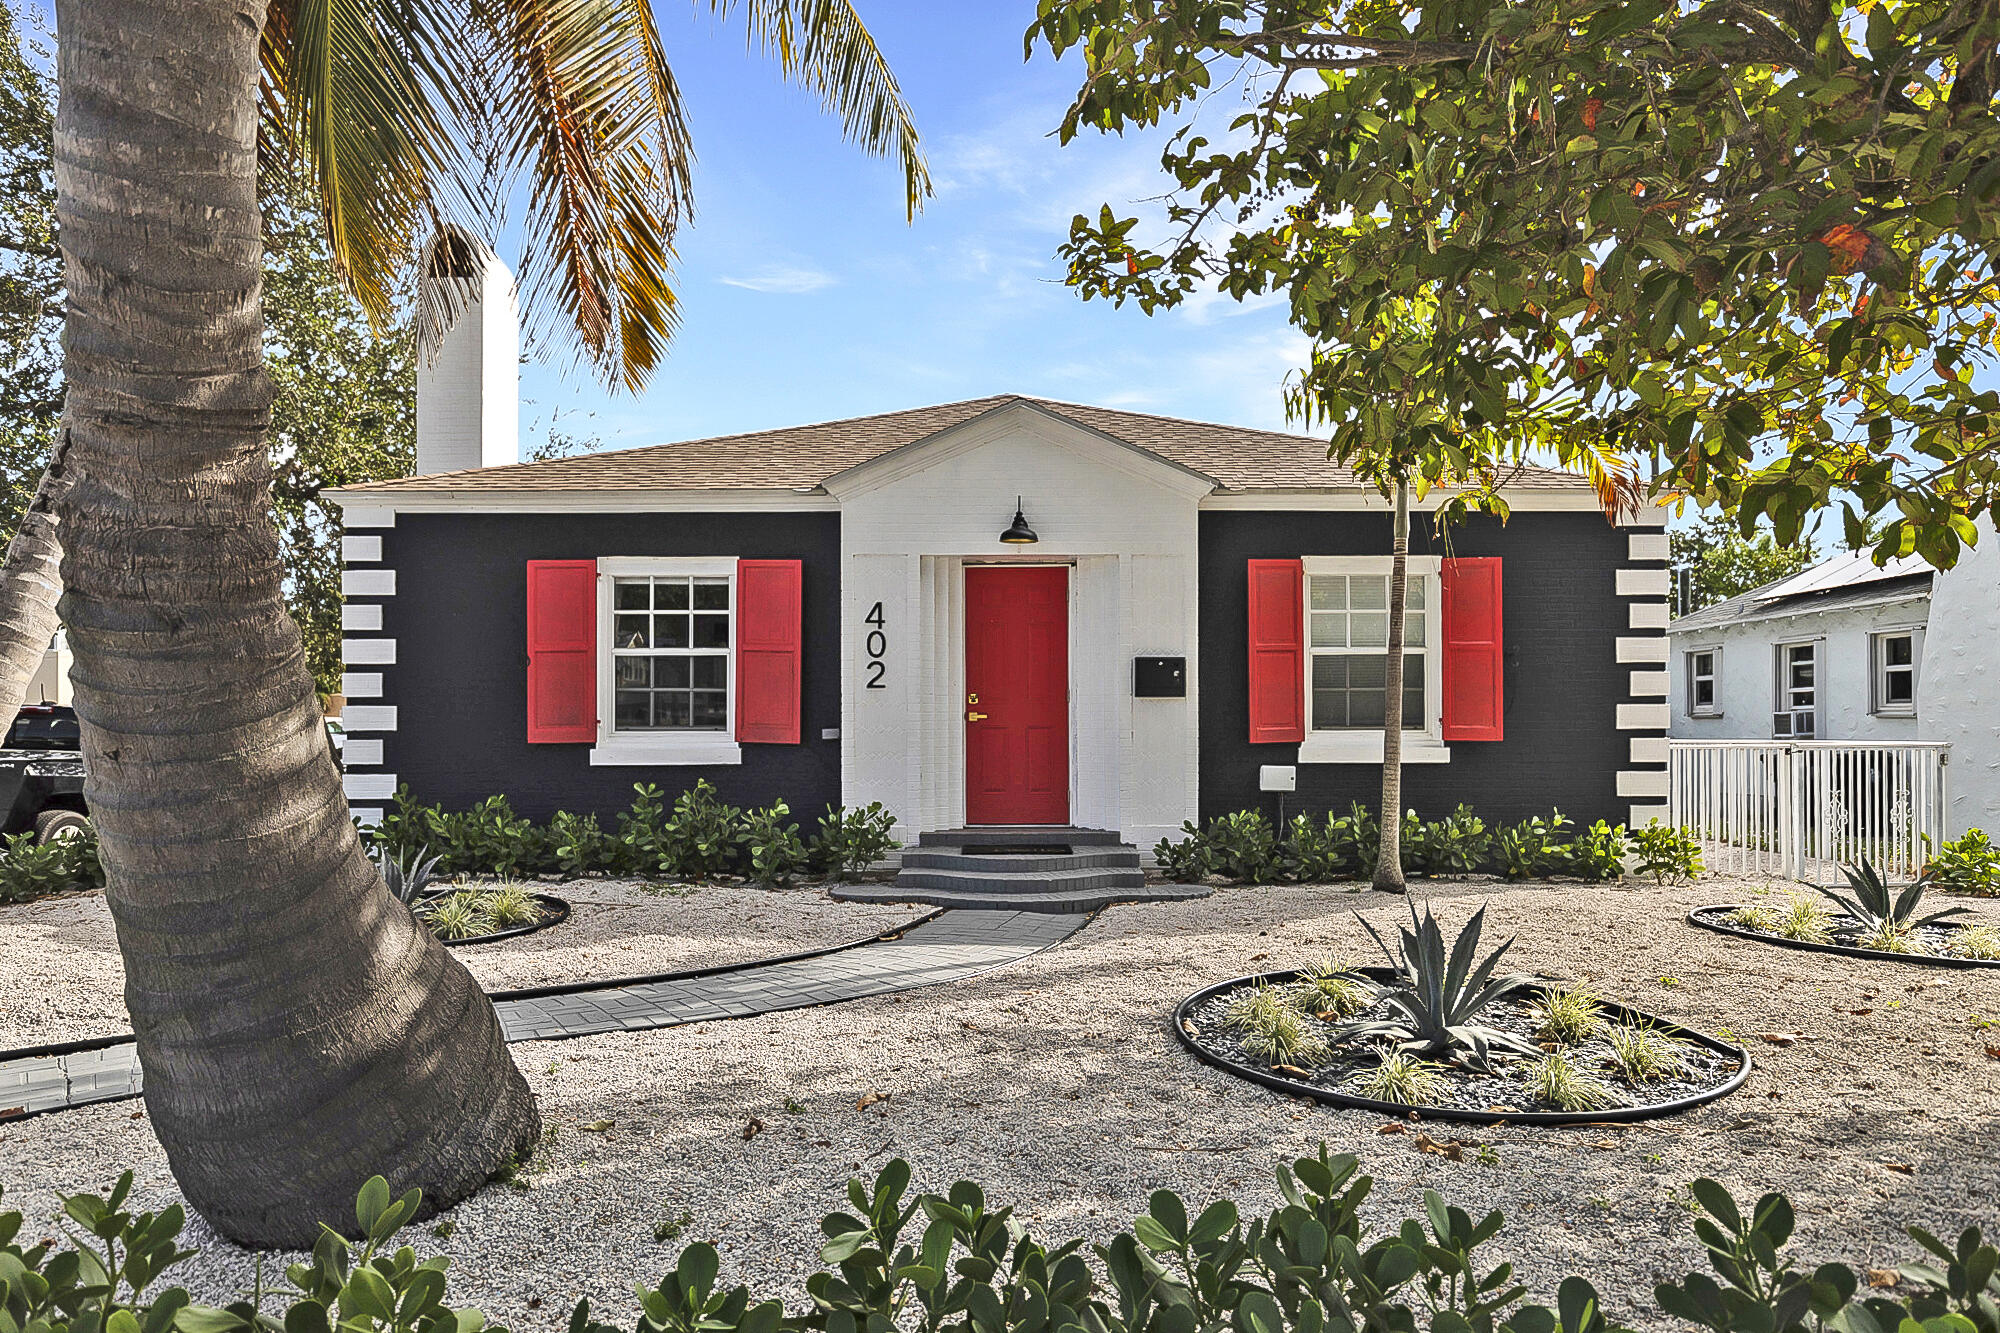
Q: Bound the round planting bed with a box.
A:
[416,891,571,947]
[1688,906,2000,970]
[1173,966,1751,1126]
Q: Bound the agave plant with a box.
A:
[1331,901,1539,1070]
[1820,859,1969,937]
[375,844,445,906]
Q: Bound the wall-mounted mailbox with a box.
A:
[1133,656,1187,698]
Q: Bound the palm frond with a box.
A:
[1553,433,1645,523]
[714,0,930,220]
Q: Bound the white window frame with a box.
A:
[1870,627,1921,717]
[1773,639,1819,739]
[1686,647,1722,718]
[1297,555,1449,766]
[591,556,742,767]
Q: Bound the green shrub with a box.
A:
[482,882,543,928]
[9,1156,2000,1333]
[1200,809,1283,882]
[1329,800,1381,872]
[1152,822,1211,882]
[1947,924,2000,960]
[1281,811,1355,882]
[616,782,673,876]
[808,802,900,880]
[661,780,746,881]
[1404,803,1492,877]
[548,809,613,879]
[1523,1050,1624,1112]
[742,801,809,888]
[1531,985,1605,1045]
[1564,820,1630,881]
[1347,1048,1446,1105]
[1630,819,1705,883]
[0,831,83,903]
[420,889,495,941]
[1494,810,1574,880]
[1926,827,2000,896]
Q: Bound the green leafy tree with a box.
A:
[1032,0,2000,568]
[1670,514,1820,615]
[0,0,55,540]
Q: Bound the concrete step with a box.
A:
[902,848,1142,873]
[897,866,1147,895]
[916,827,1126,848]
[832,881,1213,913]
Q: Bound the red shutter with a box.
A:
[736,559,802,744]
[526,560,597,743]
[1247,559,1305,744]
[1442,557,1504,742]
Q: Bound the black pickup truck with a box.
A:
[1,703,88,840]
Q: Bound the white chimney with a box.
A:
[415,230,519,475]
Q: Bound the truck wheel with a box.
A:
[34,808,89,843]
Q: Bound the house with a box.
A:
[328,256,1672,855]
[1667,534,1998,837]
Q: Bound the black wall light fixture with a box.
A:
[999,497,1038,544]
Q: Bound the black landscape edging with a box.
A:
[1172,967,1752,1127]
[417,891,572,947]
[1688,905,2000,970]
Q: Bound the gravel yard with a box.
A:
[0,878,916,1047]
[3,875,1997,1332]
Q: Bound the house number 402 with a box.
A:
[864,602,887,689]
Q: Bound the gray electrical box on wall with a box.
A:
[1133,656,1187,697]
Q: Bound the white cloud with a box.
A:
[718,265,836,295]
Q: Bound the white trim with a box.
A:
[1616,635,1668,664]
[343,705,398,732]
[1299,734,1452,765]
[1198,489,1609,512]
[1617,769,1670,798]
[1617,702,1670,730]
[1299,555,1447,763]
[1629,735,1669,765]
[351,807,384,827]
[824,402,1218,503]
[341,604,383,631]
[591,556,743,767]
[343,738,384,766]
[341,672,383,698]
[343,773,398,801]
[1616,567,1670,598]
[1628,803,1671,827]
[1627,531,1670,562]
[328,489,839,515]
[342,638,396,665]
[1629,668,1668,697]
[1868,627,1920,718]
[1629,602,1669,630]
[1685,645,1722,717]
[339,505,396,528]
[340,535,382,563]
[341,569,396,598]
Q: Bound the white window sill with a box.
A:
[1870,710,1916,720]
[590,736,742,767]
[1689,709,1723,719]
[1298,733,1451,765]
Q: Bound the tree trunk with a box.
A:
[53,0,538,1248]
[0,437,74,721]
[1373,478,1409,893]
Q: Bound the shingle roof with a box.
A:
[336,394,1592,496]
[1671,567,1933,634]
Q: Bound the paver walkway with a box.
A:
[0,909,1088,1120]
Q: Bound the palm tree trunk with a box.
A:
[53,0,538,1247]
[1373,478,1409,893]
[0,437,74,721]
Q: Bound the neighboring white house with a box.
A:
[1667,527,1997,838]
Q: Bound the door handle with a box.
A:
[967,711,989,722]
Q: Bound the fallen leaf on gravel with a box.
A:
[129,1111,144,1120]
[1849,1009,1873,1016]
[1986,1045,2000,1061]
[1867,1269,1901,1289]
[1760,1033,1800,1047]
[527,1300,542,1311]
[582,1120,614,1133]
[742,1117,764,1141]
[1182,1020,1198,1036]
[1271,1064,1311,1078]
[1413,1133,1471,1161]
[1249,953,1270,962]
[856,1091,890,1110]
[1591,1140,1616,1150]
[1884,1162,1914,1175]
[1378,1123,1407,1135]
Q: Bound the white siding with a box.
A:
[1919,514,2000,835]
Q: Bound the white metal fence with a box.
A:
[1667,741,1950,882]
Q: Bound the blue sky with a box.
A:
[513,3,1306,452]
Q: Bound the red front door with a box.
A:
[965,566,1069,825]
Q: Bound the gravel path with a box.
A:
[2,875,1996,1333]
[0,879,916,1047]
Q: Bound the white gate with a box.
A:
[1667,741,1950,882]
